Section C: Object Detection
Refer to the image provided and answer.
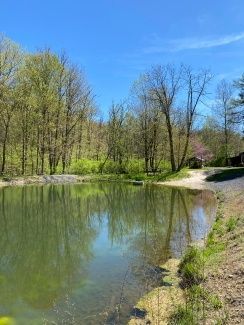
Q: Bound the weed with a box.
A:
[169,305,196,325]
[208,294,223,309]
[226,217,238,232]
[178,246,205,287]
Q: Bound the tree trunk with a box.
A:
[1,123,10,175]
[165,115,176,171]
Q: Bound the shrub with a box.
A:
[69,159,100,174]
[125,159,144,174]
[130,173,146,181]
[157,160,172,171]
[209,156,226,167]
[99,160,127,174]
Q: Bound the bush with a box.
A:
[209,156,226,167]
[128,173,146,181]
[157,160,172,170]
[125,159,144,174]
[99,160,127,174]
[69,159,100,174]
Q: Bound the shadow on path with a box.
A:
[206,168,244,183]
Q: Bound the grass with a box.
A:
[0,167,190,186]
[226,217,238,232]
[169,285,223,324]
[156,168,189,182]
[178,246,205,288]
[85,168,190,183]
[169,195,234,324]
[169,305,196,325]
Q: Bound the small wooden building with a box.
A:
[228,152,244,167]
[188,156,205,169]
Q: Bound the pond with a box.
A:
[0,183,216,324]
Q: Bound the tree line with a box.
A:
[0,35,243,176]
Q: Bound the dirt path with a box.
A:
[159,168,244,192]
[160,170,208,190]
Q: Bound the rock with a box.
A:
[132,181,144,186]
[131,307,147,319]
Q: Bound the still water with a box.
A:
[0,183,216,324]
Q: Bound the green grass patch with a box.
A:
[226,217,238,232]
[170,194,229,324]
[169,305,196,325]
[156,168,189,182]
[178,246,205,288]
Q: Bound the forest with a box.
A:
[0,34,243,177]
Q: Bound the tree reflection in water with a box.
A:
[0,183,216,324]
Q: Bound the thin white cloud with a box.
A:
[144,32,244,53]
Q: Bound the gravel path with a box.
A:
[0,174,88,187]
[160,169,244,193]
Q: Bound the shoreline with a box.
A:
[129,169,244,324]
[1,170,243,323]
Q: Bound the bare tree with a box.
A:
[177,67,212,170]
[214,79,233,164]
[141,65,211,171]
[144,64,182,171]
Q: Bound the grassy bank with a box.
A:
[0,168,190,187]
[129,187,244,324]
[168,193,229,324]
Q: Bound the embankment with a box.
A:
[129,168,244,324]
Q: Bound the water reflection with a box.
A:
[0,183,216,324]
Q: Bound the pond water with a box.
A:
[0,183,216,324]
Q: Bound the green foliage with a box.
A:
[100,159,145,175]
[211,218,225,236]
[69,159,100,174]
[157,168,189,182]
[208,293,223,309]
[170,201,228,324]
[125,159,145,174]
[179,246,205,287]
[226,217,238,232]
[169,285,223,324]
[205,225,225,260]
[188,285,223,310]
[169,305,196,325]
[157,160,172,170]
[128,173,146,181]
[209,155,226,167]
[100,160,127,174]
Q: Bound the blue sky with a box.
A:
[1,0,244,117]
